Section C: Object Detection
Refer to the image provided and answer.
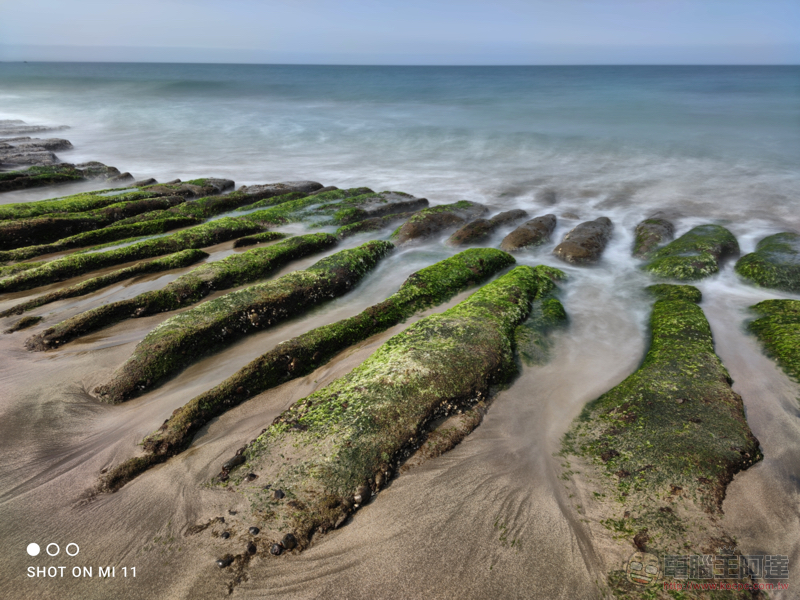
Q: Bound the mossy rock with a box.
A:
[26,233,336,351]
[0,249,208,319]
[3,315,43,334]
[646,283,702,303]
[735,232,800,292]
[391,201,488,244]
[632,217,674,258]
[93,240,394,403]
[564,284,761,514]
[747,299,800,382]
[0,217,263,294]
[514,268,568,366]
[643,224,739,281]
[499,214,556,252]
[219,265,552,547]
[105,248,519,489]
[446,209,528,246]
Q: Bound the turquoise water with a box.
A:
[1,63,799,227]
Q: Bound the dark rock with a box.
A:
[131,178,157,187]
[446,209,528,246]
[281,533,297,550]
[308,185,339,195]
[109,172,134,183]
[0,120,69,136]
[216,555,234,568]
[553,217,613,264]
[249,527,260,535]
[499,214,557,252]
[246,542,257,555]
[633,217,674,258]
[354,484,371,505]
[245,472,258,481]
[238,181,324,200]
[392,201,487,244]
[270,544,283,556]
[272,489,285,500]
[222,454,246,471]
[221,531,230,539]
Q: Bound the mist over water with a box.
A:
[1,63,799,599]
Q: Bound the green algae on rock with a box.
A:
[3,315,43,334]
[0,177,231,222]
[93,240,394,403]
[26,233,337,351]
[391,201,488,244]
[0,216,200,263]
[642,224,739,280]
[514,266,568,366]
[0,163,122,193]
[735,232,800,293]
[212,264,554,548]
[232,231,290,248]
[0,250,208,319]
[446,209,528,246]
[561,284,761,581]
[747,299,800,383]
[632,217,674,258]
[335,212,417,239]
[0,217,263,294]
[100,248,518,490]
[645,283,702,303]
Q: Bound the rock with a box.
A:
[553,217,613,264]
[246,542,257,555]
[735,232,800,292]
[270,544,283,556]
[633,217,674,258]
[308,186,339,195]
[221,531,230,539]
[238,181,324,200]
[446,209,528,246]
[249,527,260,535]
[281,533,297,550]
[335,192,428,225]
[108,172,134,183]
[392,201,488,244]
[272,489,285,500]
[633,529,649,552]
[0,120,69,136]
[643,224,739,280]
[245,472,257,481]
[131,178,157,187]
[561,212,579,220]
[499,214,557,252]
[222,455,246,471]
[216,555,234,568]
[354,484,371,504]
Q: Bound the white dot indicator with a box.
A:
[27,543,40,556]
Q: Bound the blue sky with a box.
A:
[1,0,798,64]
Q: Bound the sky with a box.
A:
[1,0,799,65]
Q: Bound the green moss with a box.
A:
[0,217,263,293]
[233,191,308,212]
[0,188,164,221]
[632,217,674,258]
[0,164,87,193]
[643,225,739,281]
[0,250,208,319]
[3,315,43,334]
[27,233,338,350]
[514,268,568,366]
[646,284,702,303]
[238,188,374,225]
[93,240,394,403]
[0,216,199,262]
[203,265,550,546]
[0,195,188,250]
[0,261,44,278]
[232,231,289,248]
[735,232,800,292]
[747,299,800,383]
[106,248,518,487]
[564,284,761,513]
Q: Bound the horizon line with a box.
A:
[1,60,798,67]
